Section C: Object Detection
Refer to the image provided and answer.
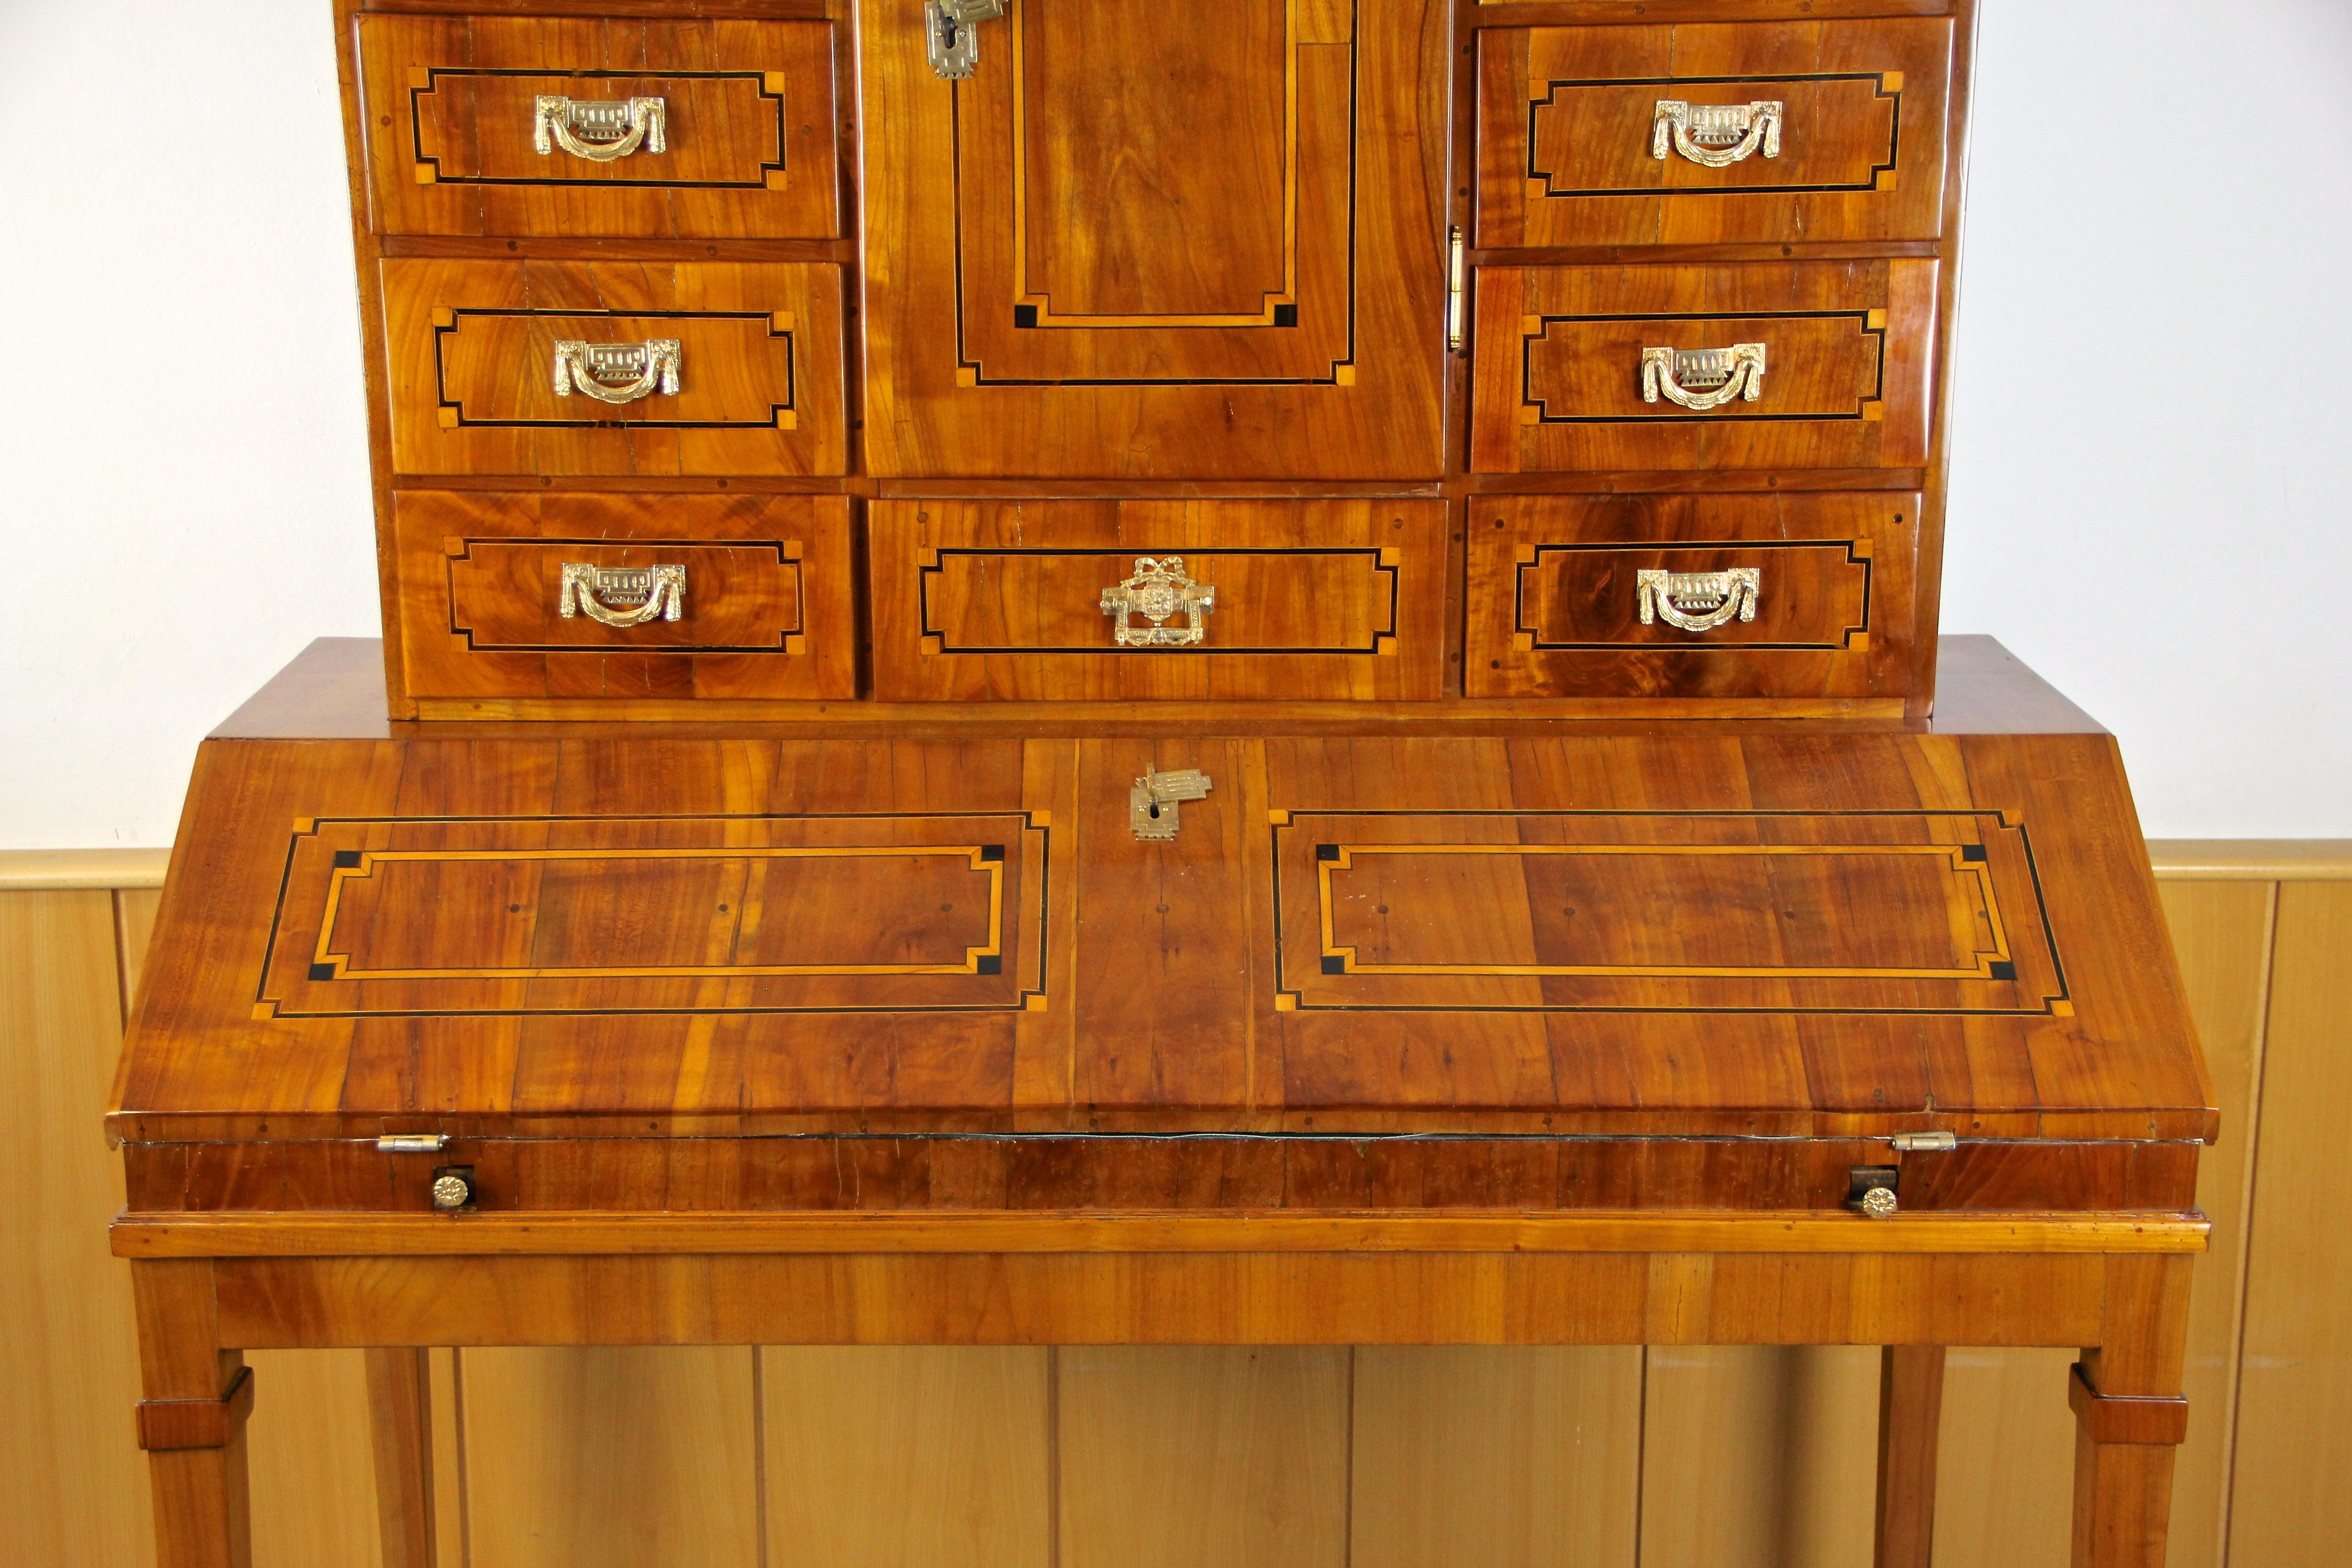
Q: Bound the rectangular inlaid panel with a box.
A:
[956,0,1351,386]
[1475,20,1952,247]
[356,16,838,238]
[254,813,1047,1018]
[1470,260,1936,474]
[870,499,1447,701]
[392,491,855,702]
[382,260,845,475]
[1270,811,2066,1016]
[1466,493,1917,699]
[861,0,1444,477]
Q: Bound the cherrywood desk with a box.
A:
[110,635,2207,1568]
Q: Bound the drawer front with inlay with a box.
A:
[1476,20,1953,247]
[1465,493,1917,699]
[1471,260,1936,474]
[355,15,838,238]
[392,491,854,701]
[870,500,1448,701]
[382,260,845,476]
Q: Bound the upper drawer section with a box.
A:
[355,16,838,239]
[382,260,845,476]
[871,499,1448,701]
[1471,260,1936,475]
[1476,20,1952,247]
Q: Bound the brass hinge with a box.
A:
[1446,226,1468,354]
[1890,1132,1957,1152]
[377,1133,449,1153]
[927,0,1005,80]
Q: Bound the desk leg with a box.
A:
[366,1348,439,1568]
[1874,1345,1945,1568]
[132,1260,253,1568]
[2071,1256,2194,1568]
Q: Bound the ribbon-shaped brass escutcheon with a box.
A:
[551,340,682,405]
[1099,556,1215,648]
[534,95,667,162]
[1641,343,1767,412]
[559,563,686,628]
[1637,567,1760,633]
[1652,100,1784,167]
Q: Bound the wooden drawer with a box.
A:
[1471,260,1936,475]
[355,15,837,238]
[1466,494,1917,700]
[870,500,1447,701]
[1476,20,1953,247]
[392,491,854,701]
[382,260,845,476]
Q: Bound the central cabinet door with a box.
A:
[862,0,1445,478]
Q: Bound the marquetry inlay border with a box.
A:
[253,813,1051,1018]
[430,309,798,430]
[1268,809,2073,1016]
[916,546,1401,655]
[1525,71,1904,201]
[407,68,789,190]
[1519,309,1887,426]
[445,537,808,656]
[1511,539,1872,652]
[952,0,1360,386]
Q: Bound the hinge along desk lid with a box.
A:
[112,638,2210,1217]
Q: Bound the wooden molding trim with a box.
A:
[133,1366,254,1452]
[0,848,172,890]
[2069,1361,2191,1446]
[110,1209,2210,1260]
[2146,839,2352,881]
[6,840,2346,892]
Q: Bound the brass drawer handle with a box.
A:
[1652,100,1784,167]
[559,563,686,628]
[1637,568,1759,633]
[1100,556,1215,648]
[1641,343,1766,411]
[551,339,681,405]
[534,95,666,162]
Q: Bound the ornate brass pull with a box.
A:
[534,95,666,162]
[1652,100,1784,167]
[1641,343,1766,411]
[926,0,1005,79]
[1637,568,1759,633]
[559,563,686,628]
[1100,556,1215,648]
[1131,769,1213,842]
[551,340,681,404]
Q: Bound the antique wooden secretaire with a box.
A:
[109,4,2214,1566]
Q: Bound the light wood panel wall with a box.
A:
[3,845,2343,1568]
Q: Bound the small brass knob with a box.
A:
[1859,1185,1898,1220]
[431,1171,474,1211]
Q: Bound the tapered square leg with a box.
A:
[132,1260,253,1568]
[365,1348,440,1568]
[2070,1257,2193,1568]
[1875,1345,1945,1568]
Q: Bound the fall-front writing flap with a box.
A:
[112,646,2209,1142]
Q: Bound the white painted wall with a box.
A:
[1,0,2347,848]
